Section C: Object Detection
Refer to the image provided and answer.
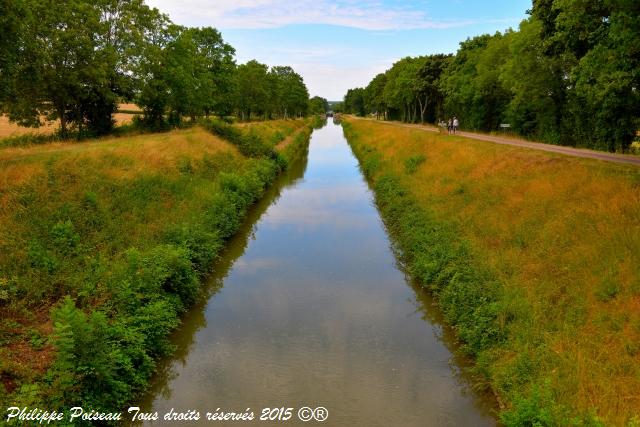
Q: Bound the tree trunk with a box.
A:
[418,96,428,124]
[59,106,67,136]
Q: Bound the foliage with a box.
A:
[0,0,167,136]
[343,88,366,117]
[231,61,310,122]
[308,96,330,115]
[344,2,640,152]
[441,32,513,132]
[200,119,280,160]
[0,1,312,135]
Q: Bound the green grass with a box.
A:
[0,121,313,423]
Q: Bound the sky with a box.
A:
[145,0,533,101]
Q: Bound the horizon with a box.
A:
[145,0,532,100]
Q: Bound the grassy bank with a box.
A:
[0,119,313,421]
[342,118,640,426]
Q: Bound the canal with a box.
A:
[137,120,496,426]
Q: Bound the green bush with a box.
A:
[500,382,554,427]
[49,297,153,413]
[200,119,279,159]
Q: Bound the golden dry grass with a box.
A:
[117,103,142,112]
[0,126,238,176]
[0,116,58,138]
[235,119,307,146]
[0,105,141,138]
[347,118,640,425]
[0,127,240,243]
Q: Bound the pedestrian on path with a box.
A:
[448,118,453,134]
[453,117,459,134]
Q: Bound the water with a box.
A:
[136,121,496,426]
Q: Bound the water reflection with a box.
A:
[136,122,496,426]
[137,137,310,409]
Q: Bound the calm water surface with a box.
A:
[137,121,496,426]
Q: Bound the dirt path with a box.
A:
[352,117,640,166]
[275,127,305,151]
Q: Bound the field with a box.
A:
[0,120,312,414]
[0,104,142,139]
[343,118,640,425]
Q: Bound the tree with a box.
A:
[234,60,269,121]
[0,0,26,112]
[343,88,366,116]
[530,0,640,151]
[188,27,236,119]
[440,32,512,131]
[343,0,639,152]
[414,54,450,123]
[309,96,329,115]
[268,66,309,118]
[364,73,387,119]
[383,57,418,122]
[501,18,565,142]
[2,0,168,136]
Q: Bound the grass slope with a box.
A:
[342,118,640,426]
[0,120,313,422]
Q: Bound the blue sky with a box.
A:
[146,0,533,100]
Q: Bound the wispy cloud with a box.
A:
[146,0,512,30]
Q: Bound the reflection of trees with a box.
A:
[131,142,310,423]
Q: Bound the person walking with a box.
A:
[448,118,453,134]
[453,117,459,134]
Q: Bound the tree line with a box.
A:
[343,0,639,152]
[0,0,316,137]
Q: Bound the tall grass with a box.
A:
[342,119,640,426]
[0,122,313,423]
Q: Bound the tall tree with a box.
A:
[501,18,565,142]
[234,60,269,121]
[269,66,309,118]
[344,88,366,116]
[414,54,450,124]
[440,32,512,131]
[364,73,387,119]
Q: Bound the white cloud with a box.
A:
[145,0,493,31]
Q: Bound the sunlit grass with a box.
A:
[236,119,307,147]
[345,118,640,425]
[0,105,140,139]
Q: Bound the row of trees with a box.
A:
[343,0,640,152]
[0,0,312,136]
[343,54,450,125]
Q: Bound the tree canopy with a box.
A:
[0,0,313,135]
[343,0,640,152]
